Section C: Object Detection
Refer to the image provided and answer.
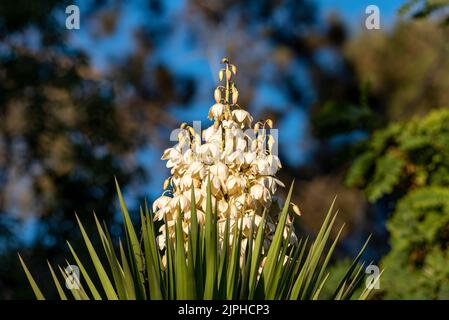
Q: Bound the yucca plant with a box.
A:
[20,179,375,300]
[19,58,378,300]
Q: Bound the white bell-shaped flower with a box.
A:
[232,109,253,127]
[208,103,225,120]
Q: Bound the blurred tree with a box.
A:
[307,17,449,261]
[0,0,196,298]
[0,0,140,298]
[311,4,449,298]
[312,19,449,161]
[399,0,449,24]
[347,109,449,299]
[345,20,449,122]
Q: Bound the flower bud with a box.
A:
[231,64,237,75]
[292,203,301,216]
[163,178,170,190]
[214,88,221,103]
[226,69,232,81]
[254,122,260,133]
[232,89,239,105]
[267,135,275,153]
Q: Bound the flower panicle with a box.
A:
[153,58,294,254]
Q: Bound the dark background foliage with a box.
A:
[1,0,449,299]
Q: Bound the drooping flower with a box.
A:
[232,109,253,127]
[208,103,226,120]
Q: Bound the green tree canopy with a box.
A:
[347,109,449,299]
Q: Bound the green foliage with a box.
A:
[347,109,449,299]
[20,181,374,300]
[346,109,449,202]
[312,100,374,139]
[382,187,449,299]
[318,259,366,300]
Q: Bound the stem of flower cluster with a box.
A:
[225,62,230,106]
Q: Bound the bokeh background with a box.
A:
[1,0,449,299]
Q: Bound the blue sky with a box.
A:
[318,0,402,29]
[71,0,404,71]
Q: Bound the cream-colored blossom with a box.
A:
[208,103,225,120]
[232,109,253,127]
[152,59,295,263]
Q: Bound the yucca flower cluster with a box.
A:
[20,58,375,301]
[153,58,298,253]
